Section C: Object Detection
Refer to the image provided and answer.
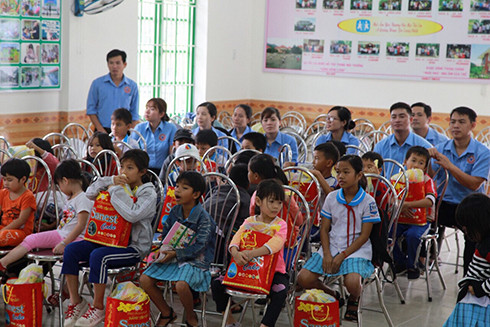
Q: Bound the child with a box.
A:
[61,149,156,327]
[297,155,381,322]
[0,159,36,247]
[212,179,288,327]
[195,128,218,158]
[0,160,92,273]
[444,193,490,327]
[362,151,389,210]
[166,143,200,186]
[84,131,117,177]
[110,108,140,156]
[140,171,216,327]
[393,146,436,280]
[309,142,340,197]
[159,128,195,181]
[241,132,267,153]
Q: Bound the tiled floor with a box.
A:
[1,233,463,326]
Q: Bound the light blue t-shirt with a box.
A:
[86,73,139,128]
[432,138,490,204]
[315,131,360,154]
[133,121,177,169]
[264,131,298,162]
[425,128,448,146]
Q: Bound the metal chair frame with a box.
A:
[352,122,376,139]
[93,149,121,177]
[345,144,366,156]
[224,149,262,173]
[278,144,293,168]
[202,145,233,173]
[164,154,207,189]
[129,128,148,151]
[43,132,71,147]
[281,112,306,136]
[429,123,448,137]
[281,129,308,163]
[305,121,327,137]
[52,143,79,161]
[475,126,490,148]
[0,136,11,151]
[217,111,233,130]
[379,121,393,135]
[218,135,241,153]
[61,123,90,158]
[359,130,390,152]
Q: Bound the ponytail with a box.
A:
[249,154,288,184]
[54,159,88,190]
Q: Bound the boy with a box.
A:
[166,144,200,187]
[159,129,195,181]
[393,146,436,279]
[0,158,36,247]
[362,151,389,210]
[111,108,140,156]
[241,132,266,153]
[195,129,218,158]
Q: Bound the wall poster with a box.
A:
[0,0,61,90]
[264,0,490,82]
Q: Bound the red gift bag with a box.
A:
[294,297,340,327]
[222,231,278,294]
[157,186,177,232]
[104,297,150,327]
[2,279,44,326]
[84,191,132,247]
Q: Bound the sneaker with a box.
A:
[64,298,88,327]
[407,268,420,280]
[75,304,105,326]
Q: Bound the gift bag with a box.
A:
[294,290,340,327]
[105,282,150,327]
[289,171,320,226]
[222,230,278,294]
[157,186,177,232]
[2,279,44,326]
[84,191,132,247]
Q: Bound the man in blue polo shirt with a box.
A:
[429,106,490,275]
[374,102,432,175]
[86,49,139,133]
[410,102,448,146]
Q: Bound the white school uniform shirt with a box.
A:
[318,188,380,260]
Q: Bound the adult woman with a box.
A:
[262,107,298,162]
[315,106,360,154]
[192,101,228,149]
[229,104,253,150]
[133,98,177,175]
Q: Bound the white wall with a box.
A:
[0,1,138,114]
[204,0,490,115]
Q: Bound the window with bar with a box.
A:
[138,0,196,118]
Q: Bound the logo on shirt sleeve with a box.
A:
[369,202,378,216]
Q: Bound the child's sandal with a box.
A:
[344,298,359,322]
[156,307,177,327]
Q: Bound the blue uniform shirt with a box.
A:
[432,138,490,204]
[315,131,360,154]
[133,121,177,169]
[373,131,432,175]
[86,73,139,128]
[230,125,252,151]
[264,131,298,162]
[425,128,448,146]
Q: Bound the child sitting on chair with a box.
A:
[110,108,140,156]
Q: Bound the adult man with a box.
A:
[410,102,448,146]
[86,49,139,133]
[430,107,489,275]
[374,102,432,174]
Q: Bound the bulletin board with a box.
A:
[264,0,490,82]
[0,0,61,90]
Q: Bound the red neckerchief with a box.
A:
[344,204,356,247]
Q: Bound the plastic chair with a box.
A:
[221,185,311,327]
[61,123,90,158]
[224,149,261,172]
[52,143,79,161]
[93,149,121,177]
[359,130,389,152]
[281,129,308,164]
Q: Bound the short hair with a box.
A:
[229,164,249,190]
[32,138,53,156]
[197,102,218,120]
[111,108,132,125]
[451,106,477,123]
[242,132,266,152]
[147,98,170,122]
[234,104,253,120]
[411,102,432,118]
[405,146,430,168]
[234,150,258,166]
[54,159,90,191]
[106,49,127,63]
[456,193,490,243]
[314,142,340,164]
[1,158,30,181]
[120,149,150,171]
[256,179,285,202]
[329,106,355,131]
[195,129,218,147]
[362,151,384,168]
[390,102,412,115]
[261,107,281,121]
[176,171,206,201]
[326,140,346,157]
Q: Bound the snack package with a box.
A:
[110,282,148,303]
[295,289,340,327]
[15,263,43,284]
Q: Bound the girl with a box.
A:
[230,104,253,147]
[192,102,229,149]
[212,179,288,327]
[0,159,92,272]
[133,98,177,175]
[261,107,298,162]
[140,171,216,327]
[83,131,117,176]
[315,106,360,155]
[297,155,381,322]
[444,193,490,327]
[62,149,156,327]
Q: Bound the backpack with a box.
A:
[369,207,396,281]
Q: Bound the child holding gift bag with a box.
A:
[298,155,381,323]
[212,179,288,327]
[140,171,216,327]
[61,149,156,327]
